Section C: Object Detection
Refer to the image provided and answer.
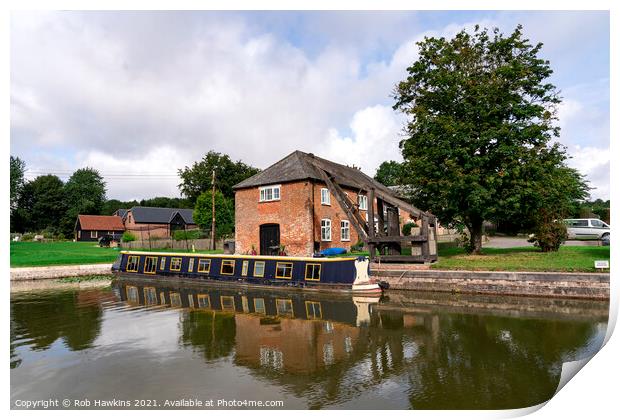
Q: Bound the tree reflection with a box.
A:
[180,310,236,360]
[10,290,103,357]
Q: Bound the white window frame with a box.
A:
[259,185,281,202]
[358,194,368,211]
[341,220,350,241]
[321,219,332,241]
[320,188,331,205]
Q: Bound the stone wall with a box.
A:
[373,269,609,299]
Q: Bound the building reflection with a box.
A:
[112,278,608,409]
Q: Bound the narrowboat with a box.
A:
[112,251,383,293]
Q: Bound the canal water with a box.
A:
[11,278,608,410]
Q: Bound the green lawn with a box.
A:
[10,241,610,272]
[432,245,610,272]
[10,241,223,268]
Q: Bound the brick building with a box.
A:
[233,151,438,261]
[120,207,197,240]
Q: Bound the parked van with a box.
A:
[563,219,610,241]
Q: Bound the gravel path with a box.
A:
[10,263,113,281]
[484,236,602,248]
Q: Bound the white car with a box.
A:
[563,219,610,241]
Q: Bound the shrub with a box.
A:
[173,230,202,241]
[122,231,137,242]
[350,240,365,252]
[528,219,567,252]
[21,232,35,241]
[402,221,418,236]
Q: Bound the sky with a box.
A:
[10,10,610,201]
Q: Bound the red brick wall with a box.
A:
[235,181,372,256]
[312,183,366,250]
[235,182,314,256]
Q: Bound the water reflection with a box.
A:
[10,278,608,409]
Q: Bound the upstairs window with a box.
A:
[259,185,281,202]
[358,194,368,211]
[321,219,332,241]
[341,220,350,241]
[321,188,331,205]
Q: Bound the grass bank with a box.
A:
[10,241,223,268]
[433,245,610,272]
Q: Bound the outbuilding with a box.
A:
[75,215,125,242]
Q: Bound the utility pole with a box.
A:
[211,169,216,250]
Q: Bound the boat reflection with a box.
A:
[108,277,608,409]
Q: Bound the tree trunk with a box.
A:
[469,219,484,254]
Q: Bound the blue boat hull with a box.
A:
[112,251,381,293]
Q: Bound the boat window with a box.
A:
[126,256,140,272]
[126,286,139,303]
[144,287,157,305]
[170,292,181,307]
[276,299,294,317]
[221,260,235,275]
[276,262,293,279]
[197,294,210,308]
[306,301,322,319]
[254,261,266,277]
[188,258,195,272]
[242,296,250,313]
[159,257,166,270]
[305,263,321,281]
[160,292,166,305]
[170,257,182,271]
[198,259,211,273]
[254,298,266,314]
[188,294,195,308]
[241,260,249,276]
[144,256,158,274]
[169,292,182,307]
[221,296,235,311]
[321,219,332,241]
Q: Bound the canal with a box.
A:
[10,278,608,410]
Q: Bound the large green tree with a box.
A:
[374,160,406,187]
[193,190,234,239]
[10,156,27,232]
[10,156,26,212]
[393,25,588,253]
[61,168,107,235]
[178,151,260,204]
[16,175,67,232]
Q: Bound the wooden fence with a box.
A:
[121,237,226,251]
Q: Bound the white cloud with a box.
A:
[10,11,609,201]
[567,145,610,200]
[317,105,403,175]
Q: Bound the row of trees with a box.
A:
[10,157,107,237]
[9,151,258,240]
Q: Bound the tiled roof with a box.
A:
[129,207,195,224]
[77,215,125,231]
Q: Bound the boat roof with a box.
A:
[119,250,360,262]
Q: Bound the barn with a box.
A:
[75,215,125,242]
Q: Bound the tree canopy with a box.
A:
[16,174,67,233]
[178,151,260,204]
[193,190,235,239]
[61,168,107,235]
[374,160,406,187]
[393,25,589,253]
